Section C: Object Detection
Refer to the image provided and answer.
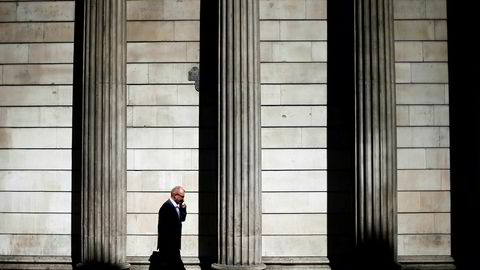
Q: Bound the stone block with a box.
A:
[434,213,451,233]
[0,128,71,148]
[28,43,73,63]
[397,127,448,147]
[434,105,449,125]
[127,192,198,213]
[400,174,445,200]
[16,2,74,21]
[130,106,198,127]
[312,41,328,61]
[261,85,281,104]
[127,128,173,148]
[0,22,44,42]
[263,214,327,234]
[306,0,327,19]
[2,64,73,84]
[0,213,70,234]
[260,21,280,40]
[0,171,71,191]
[0,235,70,256]
[174,21,199,41]
[0,107,72,127]
[127,21,174,41]
[127,85,166,105]
[262,128,302,148]
[0,86,72,106]
[394,0,425,19]
[434,20,447,40]
[395,41,423,62]
[396,105,409,126]
[260,0,306,19]
[186,42,199,62]
[302,127,327,148]
[283,84,327,105]
[280,21,327,40]
[127,170,199,192]
[426,148,449,169]
[0,3,16,21]
[127,0,200,20]
[262,235,327,256]
[0,44,29,63]
[397,149,426,169]
[262,106,326,127]
[127,42,191,62]
[261,63,326,83]
[263,192,326,213]
[423,41,448,61]
[408,105,434,126]
[149,63,197,83]
[398,213,450,234]
[411,63,448,83]
[0,191,71,212]
[177,85,199,105]
[396,84,448,104]
[398,213,435,234]
[126,64,149,84]
[398,235,450,256]
[173,128,199,148]
[262,171,327,191]
[262,149,327,170]
[397,191,450,212]
[426,0,447,19]
[262,42,312,62]
[128,85,179,105]
[394,20,435,40]
[127,0,163,20]
[0,150,71,170]
[43,22,74,42]
[395,63,411,83]
[127,149,198,170]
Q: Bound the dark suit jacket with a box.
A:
[157,199,187,252]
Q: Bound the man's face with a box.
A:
[173,189,185,205]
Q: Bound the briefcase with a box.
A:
[148,250,167,270]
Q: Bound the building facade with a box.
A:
[0,0,477,269]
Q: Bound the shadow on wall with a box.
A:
[326,0,356,269]
[71,0,84,266]
[448,2,480,270]
[198,0,219,268]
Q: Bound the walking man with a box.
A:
[156,186,187,269]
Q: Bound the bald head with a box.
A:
[171,186,185,205]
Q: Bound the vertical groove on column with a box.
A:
[80,0,128,268]
[355,0,397,263]
[214,0,264,269]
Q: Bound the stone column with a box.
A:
[355,0,397,265]
[79,0,128,268]
[212,0,265,269]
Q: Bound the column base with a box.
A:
[212,263,266,270]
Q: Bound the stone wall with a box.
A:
[0,0,75,258]
[125,0,203,260]
[259,0,328,260]
[0,0,453,268]
[393,0,451,263]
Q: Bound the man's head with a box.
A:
[171,186,185,205]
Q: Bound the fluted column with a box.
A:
[79,0,128,268]
[355,0,397,264]
[212,0,265,269]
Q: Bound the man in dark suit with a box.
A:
[156,186,187,270]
